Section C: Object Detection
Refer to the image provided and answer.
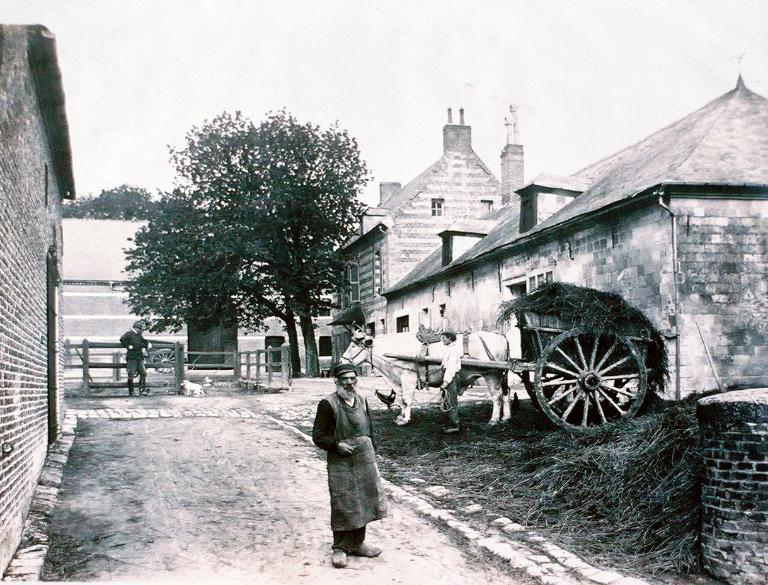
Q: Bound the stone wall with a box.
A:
[673,196,768,394]
[0,27,64,572]
[387,204,672,380]
[698,389,768,584]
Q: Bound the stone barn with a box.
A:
[0,25,75,571]
[384,78,768,400]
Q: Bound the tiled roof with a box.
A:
[386,80,768,294]
[63,219,145,281]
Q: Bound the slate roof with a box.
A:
[63,219,145,281]
[385,79,768,295]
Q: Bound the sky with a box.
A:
[2,0,767,206]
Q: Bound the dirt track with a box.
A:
[43,386,519,584]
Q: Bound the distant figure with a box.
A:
[439,330,463,434]
[312,362,387,568]
[120,320,150,397]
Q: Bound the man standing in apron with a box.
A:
[439,330,463,434]
[312,362,387,568]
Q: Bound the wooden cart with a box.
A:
[384,310,654,432]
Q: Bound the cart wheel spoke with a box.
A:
[543,362,581,379]
[594,340,617,371]
[598,355,631,376]
[600,380,638,399]
[541,377,574,387]
[581,391,590,426]
[574,337,588,370]
[547,383,578,405]
[597,386,627,415]
[595,392,608,423]
[589,336,600,370]
[561,391,584,421]
[555,346,584,374]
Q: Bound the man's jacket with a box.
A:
[120,330,148,360]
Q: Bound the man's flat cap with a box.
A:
[332,363,360,377]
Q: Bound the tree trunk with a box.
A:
[282,308,302,377]
[299,313,320,377]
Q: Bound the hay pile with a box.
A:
[374,397,704,576]
[497,282,668,391]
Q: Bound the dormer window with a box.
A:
[481,199,494,213]
[431,198,444,217]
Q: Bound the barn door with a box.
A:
[46,248,60,444]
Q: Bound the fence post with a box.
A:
[233,351,240,380]
[267,348,273,384]
[63,339,71,369]
[245,352,252,380]
[112,352,120,381]
[174,342,184,394]
[255,351,262,388]
[82,339,90,391]
[282,346,292,388]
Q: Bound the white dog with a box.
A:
[180,377,212,397]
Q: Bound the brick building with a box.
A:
[384,78,768,399]
[0,25,75,572]
[332,107,524,359]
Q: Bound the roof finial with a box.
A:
[505,105,519,145]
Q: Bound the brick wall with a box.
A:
[0,27,64,572]
[673,197,768,394]
[698,389,768,584]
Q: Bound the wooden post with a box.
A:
[255,351,261,388]
[174,342,184,394]
[267,348,273,384]
[63,339,71,369]
[283,346,292,388]
[82,339,90,391]
[233,351,240,380]
[245,352,252,380]
[112,352,120,381]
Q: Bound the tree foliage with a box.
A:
[63,184,155,220]
[125,111,369,375]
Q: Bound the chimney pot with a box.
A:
[447,108,453,123]
[459,108,465,125]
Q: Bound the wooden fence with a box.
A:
[64,339,292,393]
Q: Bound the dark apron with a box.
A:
[325,393,387,531]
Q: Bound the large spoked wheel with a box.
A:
[149,348,175,374]
[533,328,647,431]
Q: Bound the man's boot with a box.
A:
[127,379,135,397]
[331,550,347,568]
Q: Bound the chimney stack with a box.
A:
[379,181,401,206]
[500,105,524,205]
[443,106,472,154]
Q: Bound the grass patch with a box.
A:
[372,396,703,577]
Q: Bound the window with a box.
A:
[527,271,554,292]
[396,315,410,333]
[431,198,444,217]
[420,307,430,328]
[519,193,536,233]
[374,250,383,294]
[506,281,526,300]
[439,304,446,319]
[481,199,494,213]
[318,336,332,357]
[379,318,386,335]
[367,322,376,337]
[347,264,359,303]
[318,305,331,317]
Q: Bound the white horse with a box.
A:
[340,329,515,426]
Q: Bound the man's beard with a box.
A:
[336,384,357,401]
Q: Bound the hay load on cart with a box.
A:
[498,282,668,431]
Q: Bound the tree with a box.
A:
[63,184,155,219]
[124,111,369,376]
[246,111,368,375]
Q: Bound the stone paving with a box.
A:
[4,394,651,585]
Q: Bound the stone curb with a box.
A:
[2,407,260,582]
[264,414,651,585]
